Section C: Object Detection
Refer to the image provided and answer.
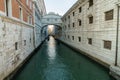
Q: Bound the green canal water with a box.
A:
[12,36,115,80]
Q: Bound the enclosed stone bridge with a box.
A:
[41,12,62,27]
[41,12,63,38]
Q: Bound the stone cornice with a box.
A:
[0,15,34,28]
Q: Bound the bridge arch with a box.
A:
[41,12,63,39]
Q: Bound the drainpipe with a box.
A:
[115,3,120,66]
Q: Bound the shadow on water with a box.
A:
[11,36,116,80]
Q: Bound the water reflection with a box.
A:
[11,36,115,80]
[45,36,73,80]
[47,36,56,60]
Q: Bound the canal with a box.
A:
[12,36,115,80]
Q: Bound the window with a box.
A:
[68,24,70,28]
[19,7,23,20]
[30,1,32,9]
[6,0,12,16]
[73,12,75,16]
[30,38,31,43]
[24,40,26,46]
[88,38,92,45]
[65,18,66,22]
[79,7,82,13]
[68,35,70,39]
[89,16,93,24]
[78,37,81,42]
[68,16,70,19]
[89,0,93,7]
[73,23,75,27]
[79,20,82,26]
[104,41,112,50]
[15,42,18,50]
[72,36,74,40]
[28,16,32,24]
[26,0,29,5]
[105,9,114,21]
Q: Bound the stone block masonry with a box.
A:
[61,0,120,79]
[0,16,35,80]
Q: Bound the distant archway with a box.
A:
[41,12,63,39]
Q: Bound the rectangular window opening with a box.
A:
[89,16,93,24]
[89,0,93,7]
[78,37,81,42]
[73,23,75,27]
[24,40,26,46]
[79,7,82,13]
[72,36,74,40]
[104,40,112,50]
[15,42,18,50]
[105,9,114,21]
[88,38,92,45]
[73,12,75,16]
[79,20,81,26]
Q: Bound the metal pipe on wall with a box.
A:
[115,3,120,66]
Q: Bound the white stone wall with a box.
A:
[33,0,46,48]
[0,16,35,80]
[61,0,120,67]
[42,12,62,27]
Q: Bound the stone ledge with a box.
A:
[0,15,34,28]
[110,66,120,80]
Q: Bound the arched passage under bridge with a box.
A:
[41,12,63,40]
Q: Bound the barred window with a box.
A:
[89,16,93,24]
[68,35,70,39]
[79,7,82,13]
[105,10,114,21]
[104,41,112,50]
[73,12,75,16]
[15,42,18,50]
[73,23,75,27]
[65,18,66,21]
[24,40,26,46]
[68,24,70,28]
[79,20,82,26]
[72,36,74,40]
[68,16,70,19]
[88,38,92,45]
[89,0,93,7]
[78,37,81,42]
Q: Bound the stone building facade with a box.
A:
[61,0,120,79]
[0,0,46,80]
[33,0,46,48]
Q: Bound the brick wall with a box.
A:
[12,0,19,19]
[0,0,5,12]
[0,0,34,24]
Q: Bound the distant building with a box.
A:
[61,0,120,79]
[33,0,46,48]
